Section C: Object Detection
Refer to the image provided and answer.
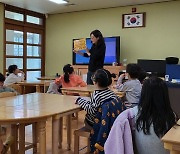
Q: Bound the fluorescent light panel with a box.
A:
[49,0,67,4]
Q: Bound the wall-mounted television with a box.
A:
[137,59,166,77]
[72,36,120,65]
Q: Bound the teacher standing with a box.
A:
[74,29,106,85]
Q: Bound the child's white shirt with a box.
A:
[4,73,24,86]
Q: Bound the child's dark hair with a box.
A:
[92,69,116,88]
[136,76,178,137]
[63,64,74,83]
[126,63,141,79]
[8,65,18,74]
[0,73,5,82]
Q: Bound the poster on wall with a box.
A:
[122,12,146,28]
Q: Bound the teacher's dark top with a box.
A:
[83,43,106,72]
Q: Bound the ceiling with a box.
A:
[0,0,174,14]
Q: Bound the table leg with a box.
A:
[22,85,25,94]
[32,123,38,153]
[19,124,25,154]
[52,116,59,154]
[36,85,41,93]
[66,115,72,150]
[39,121,46,154]
[59,117,63,149]
[10,124,18,154]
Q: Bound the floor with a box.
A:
[3,111,88,154]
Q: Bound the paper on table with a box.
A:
[74,38,86,50]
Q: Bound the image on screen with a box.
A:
[73,36,120,65]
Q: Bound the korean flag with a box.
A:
[124,13,144,28]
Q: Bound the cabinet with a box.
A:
[73,65,126,81]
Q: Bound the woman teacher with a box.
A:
[74,29,106,85]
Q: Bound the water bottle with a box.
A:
[123,59,127,66]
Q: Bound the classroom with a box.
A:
[0,0,179,153]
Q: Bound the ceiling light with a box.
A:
[49,0,68,4]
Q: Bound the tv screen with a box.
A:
[137,59,166,77]
[73,36,120,65]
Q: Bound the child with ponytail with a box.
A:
[55,64,86,88]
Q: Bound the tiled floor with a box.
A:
[3,111,88,154]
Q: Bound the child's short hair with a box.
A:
[126,63,141,79]
[8,65,18,74]
[92,69,116,88]
[0,73,5,82]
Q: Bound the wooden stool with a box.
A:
[74,127,90,154]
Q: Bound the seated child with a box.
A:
[0,73,16,93]
[55,64,86,88]
[116,63,142,108]
[76,69,120,130]
[4,65,25,86]
[105,76,178,154]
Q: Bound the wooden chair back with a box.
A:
[74,127,90,154]
[44,81,51,93]
[7,84,23,94]
[0,92,17,98]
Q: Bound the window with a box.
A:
[5,10,24,21]
[6,29,23,43]
[27,15,42,25]
[27,46,41,57]
[4,5,45,81]
[6,44,23,56]
[27,32,41,44]
[27,71,41,81]
[6,58,23,69]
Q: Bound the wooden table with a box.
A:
[37,76,56,80]
[17,80,51,93]
[61,85,125,97]
[0,93,81,154]
[162,120,180,154]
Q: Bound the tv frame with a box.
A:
[137,59,166,77]
[72,36,120,65]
